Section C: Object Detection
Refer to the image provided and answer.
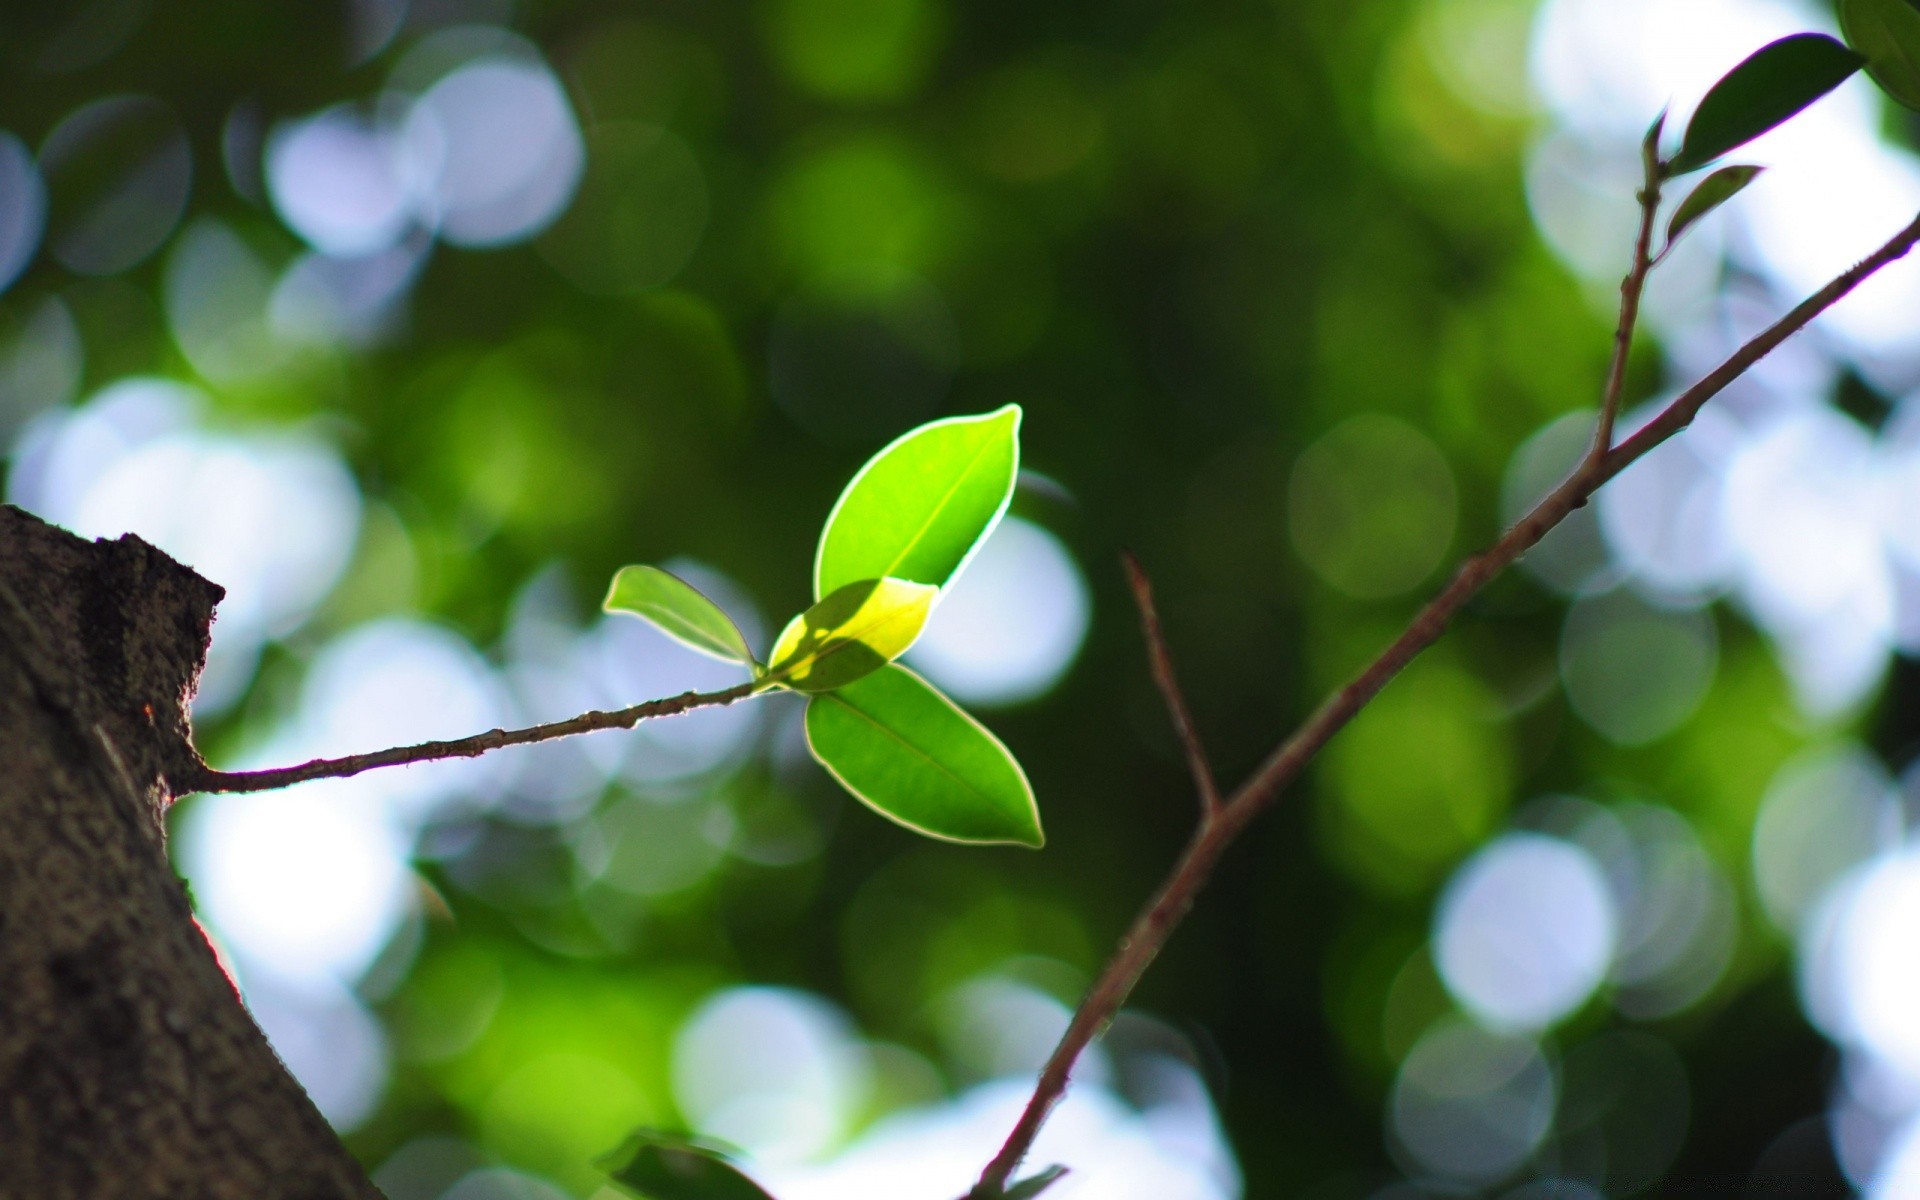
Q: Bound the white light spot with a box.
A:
[402,58,585,247]
[762,1074,1239,1200]
[286,618,510,825]
[1809,849,1920,1084]
[672,987,873,1165]
[908,517,1090,707]
[1597,402,1739,602]
[238,971,391,1131]
[1435,833,1617,1031]
[181,782,412,989]
[266,105,414,257]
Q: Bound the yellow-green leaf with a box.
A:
[604,565,757,665]
[813,406,1021,600]
[764,577,938,693]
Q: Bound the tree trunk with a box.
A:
[0,505,380,1199]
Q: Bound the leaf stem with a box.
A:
[178,682,759,795]
[965,207,1920,1199]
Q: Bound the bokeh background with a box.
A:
[5,0,1920,1195]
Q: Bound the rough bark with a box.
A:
[0,505,380,1200]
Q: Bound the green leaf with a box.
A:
[1663,164,1764,254]
[598,1130,778,1200]
[1841,0,1920,110]
[813,405,1021,600]
[605,565,758,665]
[1671,33,1865,173]
[804,663,1042,846]
[1002,1167,1071,1199]
[765,577,939,693]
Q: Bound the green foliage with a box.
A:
[599,1130,778,1200]
[605,408,1035,845]
[1670,34,1864,173]
[764,576,937,692]
[1663,164,1764,256]
[605,565,759,665]
[1840,0,1920,110]
[813,404,1021,599]
[806,664,1043,847]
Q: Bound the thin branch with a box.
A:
[1591,139,1666,463]
[178,682,759,795]
[1121,553,1220,818]
[967,209,1920,1199]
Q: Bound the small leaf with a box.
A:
[814,405,1021,600]
[598,1130,779,1200]
[1003,1167,1071,1199]
[765,577,939,693]
[605,565,758,665]
[1672,33,1865,173]
[1663,164,1764,254]
[1841,0,1920,110]
[805,663,1043,846]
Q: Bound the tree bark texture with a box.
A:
[0,505,380,1200]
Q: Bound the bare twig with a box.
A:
[966,209,1920,1198]
[179,682,758,795]
[1121,553,1220,818]
[1591,129,1666,463]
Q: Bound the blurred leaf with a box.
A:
[605,565,758,665]
[1840,0,1920,110]
[1662,165,1764,255]
[1002,1166,1071,1198]
[1671,34,1863,173]
[599,1130,778,1200]
[814,405,1021,599]
[766,577,938,692]
[805,663,1042,846]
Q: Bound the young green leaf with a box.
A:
[764,577,939,693]
[813,405,1021,600]
[1841,0,1920,110]
[598,1130,778,1200]
[1671,33,1865,173]
[805,663,1043,846]
[1663,164,1764,255]
[605,565,758,666]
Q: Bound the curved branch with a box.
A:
[967,208,1920,1198]
[180,682,759,795]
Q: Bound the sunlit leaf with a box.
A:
[813,405,1021,600]
[1671,34,1864,173]
[1841,0,1920,110]
[598,1130,779,1200]
[1662,164,1764,255]
[604,564,759,665]
[805,663,1042,846]
[765,577,938,693]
